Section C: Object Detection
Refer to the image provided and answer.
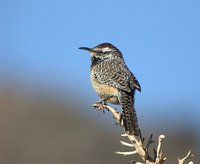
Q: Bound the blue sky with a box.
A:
[1,1,200,128]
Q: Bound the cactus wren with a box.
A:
[79,43,141,136]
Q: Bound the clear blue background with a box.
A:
[1,0,200,130]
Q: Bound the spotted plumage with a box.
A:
[79,43,141,135]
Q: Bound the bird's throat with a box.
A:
[91,56,101,67]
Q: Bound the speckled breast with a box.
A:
[90,70,120,104]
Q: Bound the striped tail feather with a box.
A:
[120,90,139,136]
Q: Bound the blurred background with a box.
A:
[1,0,200,163]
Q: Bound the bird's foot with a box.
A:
[92,100,107,113]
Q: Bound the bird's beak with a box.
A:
[79,47,97,53]
[79,47,92,52]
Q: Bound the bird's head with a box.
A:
[79,43,123,62]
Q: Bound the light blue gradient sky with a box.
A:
[1,1,200,128]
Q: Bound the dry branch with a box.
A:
[92,103,193,164]
[178,150,193,164]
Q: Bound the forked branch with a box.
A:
[178,150,193,164]
[92,103,193,164]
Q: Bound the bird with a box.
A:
[79,43,141,136]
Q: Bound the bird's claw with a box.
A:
[92,101,106,112]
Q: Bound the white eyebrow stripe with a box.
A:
[102,47,112,52]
